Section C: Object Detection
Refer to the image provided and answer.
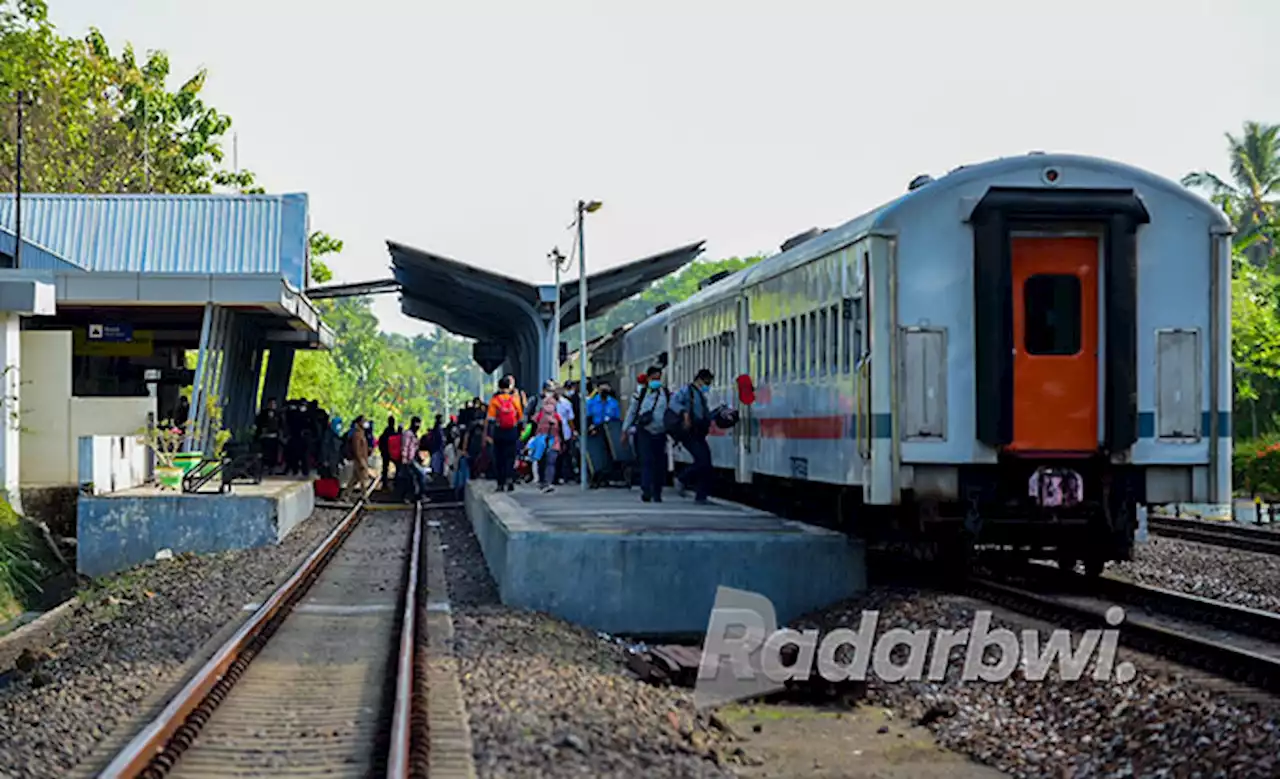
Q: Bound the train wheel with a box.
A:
[1082,556,1104,577]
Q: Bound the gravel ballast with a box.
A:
[438,507,741,778]
[792,588,1280,779]
[1111,535,1280,614]
[0,506,350,779]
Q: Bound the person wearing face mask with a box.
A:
[586,381,621,431]
[668,368,715,504]
[623,365,671,502]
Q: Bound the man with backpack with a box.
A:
[485,377,524,492]
[667,368,715,504]
[623,364,672,503]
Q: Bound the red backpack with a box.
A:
[494,394,519,430]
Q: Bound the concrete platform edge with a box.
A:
[464,482,867,637]
[76,481,315,578]
[425,518,478,779]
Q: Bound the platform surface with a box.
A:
[465,482,865,637]
[77,478,315,577]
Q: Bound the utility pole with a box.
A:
[13,90,35,270]
[549,247,567,383]
[575,199,602,490]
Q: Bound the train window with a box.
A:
[829,305,839,373]
[809,311,818,377]
[773,318,783,378]
[770,323,779,380]
[786,318,795,378]
[797,315,806,379]
[1024,274,1081,355]
[819,308,829,376]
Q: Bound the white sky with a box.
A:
[49,0,1280,336]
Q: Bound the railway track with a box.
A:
[967,564,1280,693]
[1147,514,1280,555]
[95,482,452,779]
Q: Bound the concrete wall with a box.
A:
[77,482,315,577]
[78,435,148,495]
[20,331,154,486]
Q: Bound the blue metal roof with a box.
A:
[0,226,86,273]
[0,193,310,289]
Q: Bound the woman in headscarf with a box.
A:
[532,383,564,493]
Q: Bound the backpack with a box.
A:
[494,393,519,430]
[635,385,669,428]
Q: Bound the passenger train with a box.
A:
[599,153,1232,573]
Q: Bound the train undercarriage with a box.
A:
[707,457,1140,577]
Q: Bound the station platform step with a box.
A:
[77,478,315,577]
[463,482,865,637]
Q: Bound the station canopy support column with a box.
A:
[388,240,705,396]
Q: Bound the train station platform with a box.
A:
[464,482,865,637]
[76,478,315,577]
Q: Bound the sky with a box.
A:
[46,0,1280,336]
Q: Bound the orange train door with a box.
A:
[1008,236,1099,453]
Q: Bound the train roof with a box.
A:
[656,152,1231,322]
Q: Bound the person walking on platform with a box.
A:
[586,381,621,430]
[485,377,524,492]
[554,384,575,484]
[255,397,282,474]
[424,414,445,478]
[378,415,397,486]
[344,415,371,500]
[623,365,671,503]
[531,386,565,493]
[669,368,715,504]
[400,416,426,502]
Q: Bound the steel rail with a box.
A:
[387,500,423,777]
[100,478,382,779]
[967,576,1280,693]
[1147,515,1280,555]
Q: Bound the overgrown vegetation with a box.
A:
[0,496,40,623]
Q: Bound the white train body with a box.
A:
[615,154,1232,564]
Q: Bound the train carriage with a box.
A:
[618,153,1231,572]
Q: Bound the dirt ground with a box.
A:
[720,703,1005,779]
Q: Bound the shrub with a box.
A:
[0,498,39,621]
[1234,436,1280,497]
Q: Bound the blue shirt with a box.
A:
[586,393,621,425]
[669,383,710,421]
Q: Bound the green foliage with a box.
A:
[586,255,766,340]
[1183,121,1280,444]
[1232,437,1280,496]
[288,232,481,423]
[0,0,252,194]
[135,393,229,469]
[0,496,38,621]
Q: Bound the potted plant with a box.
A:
[136,395,231,491]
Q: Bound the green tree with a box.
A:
[1182,121,1280,268]
[586,255,766,339]
[0,0,257,195]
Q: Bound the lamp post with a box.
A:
[13,90,35,270]
[548,247,568,382]
[576,199,602,490]
[442,365,456,414]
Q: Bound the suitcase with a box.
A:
[314,477,341,500]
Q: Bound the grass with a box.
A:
[0,495,42,623]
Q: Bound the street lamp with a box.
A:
[548,247,569,381]
[441,365,456,415]
[575,199,602,490]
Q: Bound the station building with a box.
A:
[0,193,329,517]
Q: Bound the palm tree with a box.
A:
[1182,121,1280,268]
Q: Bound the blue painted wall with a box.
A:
[77,486,313,577]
